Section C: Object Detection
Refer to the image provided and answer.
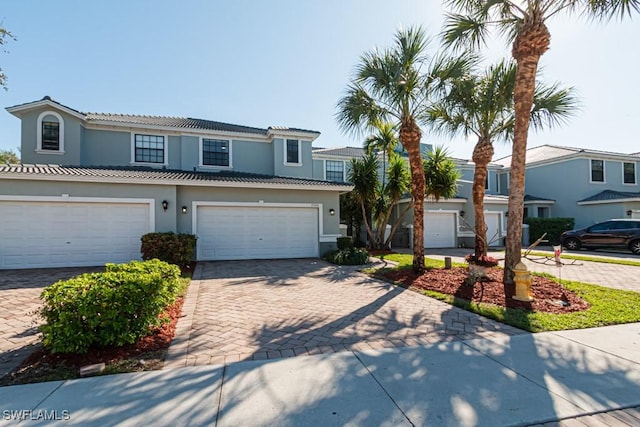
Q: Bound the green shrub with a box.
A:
[39,259,182,354]
[524,217,575,245]
[336,236,354,250]
[324,248,370,265]
[140,232,196,269]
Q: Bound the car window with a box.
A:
[588,222,612,232]
[610,221,632,230]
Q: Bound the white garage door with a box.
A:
[424,212,456,248]
[0,200,151,269]
[196,205,319,260]
[485,212,502,247]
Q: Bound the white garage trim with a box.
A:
[0,196,155,269]
[484,211,504,246]
[192,201,338,242]
[0,195,155,229]
[193,201,323,260]
[424,210,457,249]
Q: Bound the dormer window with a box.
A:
[36,111,65,153]
[285,139,301,165]
[42,121,60,150]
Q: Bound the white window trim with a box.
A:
[198,137,233,170]
[36,111,65,154]
[130,132,169,166]
[283,138,303,166]
[590,159,606,184]
[324,159,345,182]
[622,161,636,185]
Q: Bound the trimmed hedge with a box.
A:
[336,236,354,250]
[524,217,575,245]
[324,248,370,265]
[140,232,196,269]
[39,259,182,354]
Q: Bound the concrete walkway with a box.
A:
[1,323,638,426]
[164,259,522,369]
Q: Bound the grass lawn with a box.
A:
[374,254,640,333]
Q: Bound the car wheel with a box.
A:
[564,237,581,251]
[630,240,640,255]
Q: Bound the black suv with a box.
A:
[560,219,640,255]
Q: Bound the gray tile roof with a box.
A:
[494,144,640,167]
[524,194,556,202]
[312,147,365,158]
[0,164,348,188]
[578,190,640,203]
[85,113,271,135]
[8,96,320,136]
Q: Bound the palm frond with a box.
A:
[586,0,640,21]
[530,82,579,131]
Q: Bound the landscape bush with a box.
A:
[524,217,575,245]
[140,232,196,269]
[324,248,370,265]
[336,236,354,250]
[39,259,182,354]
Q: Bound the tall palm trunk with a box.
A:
[504,20,550,284]
[471,137,494,258]
[400,117,425,273]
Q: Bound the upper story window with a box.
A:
[134,134,165,164]
[202,138,231,167]
[623,162,636,184]
[325,160,344,182]
[590,159,604,183]
[42,121,60,150]
[36,111,65,153]
[285,139,301,165]
[485,175,489,190]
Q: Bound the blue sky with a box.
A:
[1,1,638,161]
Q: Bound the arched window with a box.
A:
[36,111,65,153]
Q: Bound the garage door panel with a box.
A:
[197,206,319,260]
[424,212,456,249]
[0,201,150,269]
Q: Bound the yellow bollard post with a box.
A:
[513,261,534,302]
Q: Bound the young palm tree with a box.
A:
[363,121,399,186]
[423,146,460,202]
[347,152,411,250]
[337,26,476,272]
[442,0,639,283]
[429,60,577,259]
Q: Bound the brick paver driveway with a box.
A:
[165,259,523,368]
[0,267,102,378]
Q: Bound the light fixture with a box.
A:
[627,210,633,217]
[329,208,336,216]
[182,206,188,214]
[505,211,509,217]
[459,210,465,218]
[161,200,169,211]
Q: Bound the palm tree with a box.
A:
[363,121,399,186]
[423,146,460,202]
[429,60,577,259]
[337,26,476,272]
[347,152,411,250]
[442,0,639,283]
[347,153,379,247]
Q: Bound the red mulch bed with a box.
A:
[384,267,589,314]
[369,249,395,256]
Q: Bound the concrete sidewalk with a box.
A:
[1,323,639,426]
